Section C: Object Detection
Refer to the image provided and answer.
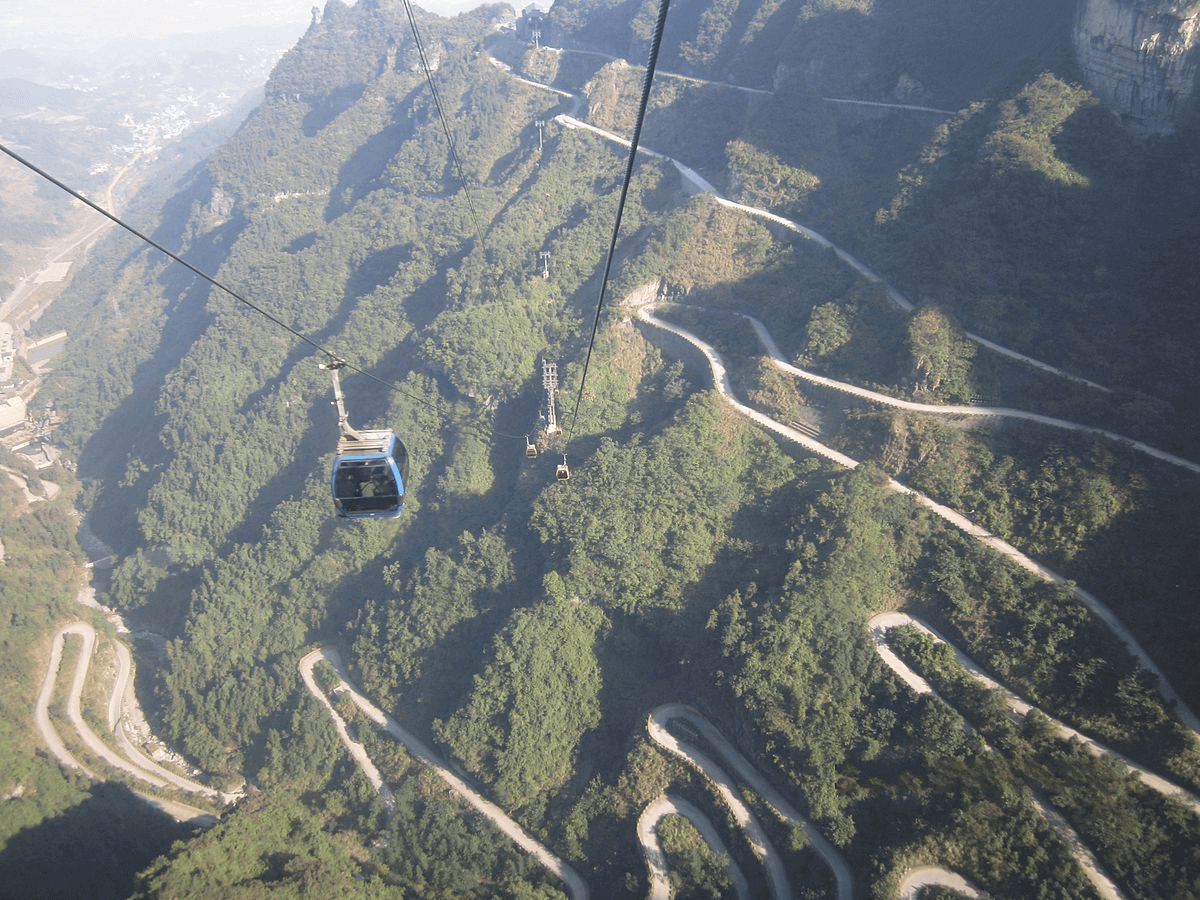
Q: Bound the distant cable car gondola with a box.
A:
[323,361,409,519]
[556,454,570,482]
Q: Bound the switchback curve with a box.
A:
[35,622,224,822]
[637,793,749,900]
[298,648,589,900]
[635,299,1200,744]
[548,98,1114,394]
[739,312,1200,475]
[299,647,851,899]
[896,867,980,899]
[647,704,854,900]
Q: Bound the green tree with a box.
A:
[805,302,852,358]
[907,305,975,402]
[658,815,735,899]
[132,791,388,899]
[436,598,608,809]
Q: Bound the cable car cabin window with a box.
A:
[391,437,409,475]
[331,433,407,519]
[332,459,401,516]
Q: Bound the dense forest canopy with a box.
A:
[4,0,1200,897]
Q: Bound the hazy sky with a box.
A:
[0,0,502,48]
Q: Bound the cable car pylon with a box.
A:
[542,359,560,435]
[537,358,569,479]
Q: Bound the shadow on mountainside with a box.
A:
[0,781,194,900]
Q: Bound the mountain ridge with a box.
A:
[6,0,1200,896]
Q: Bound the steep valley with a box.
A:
[3,0,1199,897]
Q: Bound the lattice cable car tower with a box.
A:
[542,359,560,435]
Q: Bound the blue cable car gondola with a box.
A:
[324,361,409,519]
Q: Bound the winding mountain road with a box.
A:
[635,299,1200,747]
[637,793,749,900]
[33,43,1192,895]
[647,704,853,900]
[741,313,1200,475]
[299,648,589,900]
[510,53,1200,498]
[869,613,1138,900]
[630,295,1200,894]
[293,290,1200,896]
[870,613,1200,816]
[35,622,224,821]
[300,646,858,900]
[35,625,98,779]
[710,194,1115,393]
[896,868,980,899]
[547,86,1115,395]
[36,608,969,894]
[292,294,1200,896]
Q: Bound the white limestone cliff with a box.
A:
[1075,0,1200,132]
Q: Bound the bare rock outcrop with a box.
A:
[1075,0,1200,132]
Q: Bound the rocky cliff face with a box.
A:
[1075,0,1200,132]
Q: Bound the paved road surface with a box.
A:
[35,622,221,821]
[299,648,589,900]
[637,793,749,900]
[896,867,980,899]
[870,613,1135,900]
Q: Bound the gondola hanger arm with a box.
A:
[320,359,363,441]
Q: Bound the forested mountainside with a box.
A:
[8,0,1200,896]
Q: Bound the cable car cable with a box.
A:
[4,0,670,469]
[0,142,331,359]
[561,0,671,451]
[400,0,485,243]
[0,141,525,444]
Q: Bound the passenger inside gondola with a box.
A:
[333,458,401,515]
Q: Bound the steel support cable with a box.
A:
[563,0,671,450]
[0,142,523,442]
[0,142,330,358]
[399,0,485,243]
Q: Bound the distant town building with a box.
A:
[22,330,68,370]
[33,262,72,285]
[0,323,13,382]
[15,441,60,470]
[0,396,26,433]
